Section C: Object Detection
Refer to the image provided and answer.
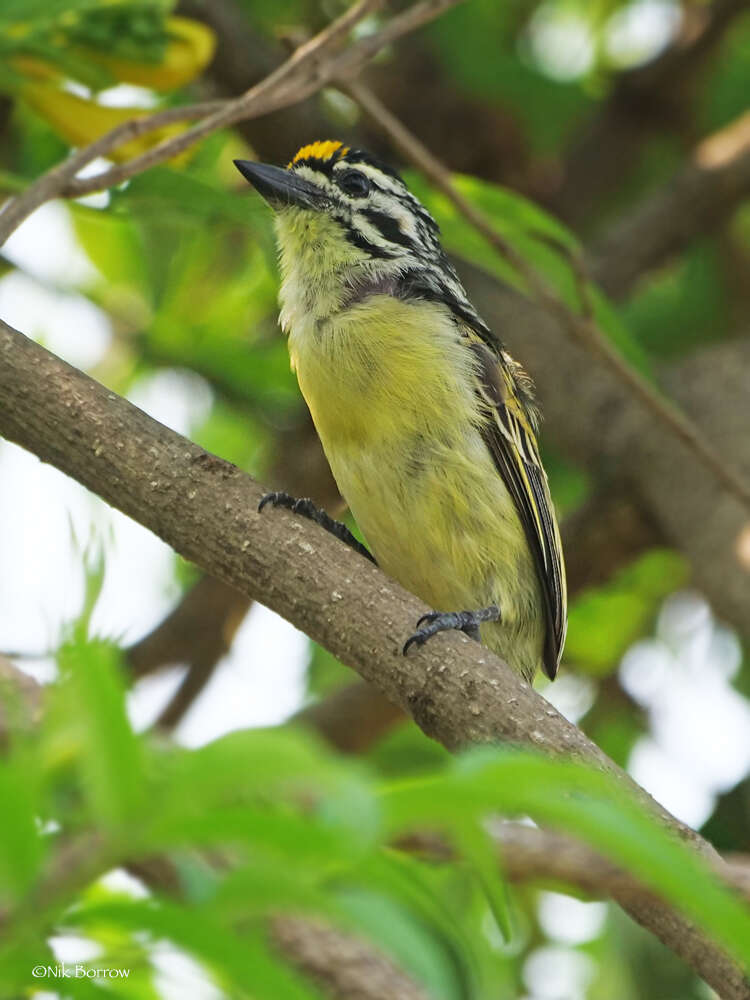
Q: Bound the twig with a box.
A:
[0,0,463,244]
[0,102,224,245]
[343,79,750,513]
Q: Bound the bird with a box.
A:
[235,140,566,682]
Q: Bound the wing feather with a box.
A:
[392,269,567,677]
[468,338,567,679]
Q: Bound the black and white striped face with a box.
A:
[285,141,445,263]
[235,141,490,337]
[236,141,451,267]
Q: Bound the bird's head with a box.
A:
[235,140,444,286]
[235,140,488,338]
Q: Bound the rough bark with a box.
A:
[270,916,431,1000]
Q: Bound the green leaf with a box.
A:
[337,879,474,1000]
[121,166,274,229]
[621,241,729,360]
[208,861,342,923]
[147,727,381,864]
[0,758,43,899]
[381,750,750,967]
[453,822,512,942]
[0,0,112,29]
[565,549,690,675]
[156,726,370,808]
[55,637,146,830]
[71,204,149,293]
[367,720,452,778]
[145,804,367,874]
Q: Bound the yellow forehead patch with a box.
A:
[289,140,349,167]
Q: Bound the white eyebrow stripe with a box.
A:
[365,190,419,234]
[293,164,333,189]
[333,160,405,194]
[291,159,435,248]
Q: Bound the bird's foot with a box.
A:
[258,491,376,564]
[403,605,501,655]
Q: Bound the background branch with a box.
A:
[270,915,432,1000]
[550,0,748,227]
[345,79,750,515]
[588,112,750,299]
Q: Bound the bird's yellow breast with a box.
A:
[289,296,479,449]
[287,296,540,636]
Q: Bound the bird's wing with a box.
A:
[467,336,567,679]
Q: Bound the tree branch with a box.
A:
[2,320,749,997]
[402,822,750,906]
[0,0,464,244]
[270,915,431,1000]
[551,0,749,226]
[588,112,750,299]
[344,81,750,517]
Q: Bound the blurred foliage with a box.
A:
[0,1,214,159]
[1,0,749,996]
[566,550,689,677]
[1,625,749,997]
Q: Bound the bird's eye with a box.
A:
[338,169,370,198]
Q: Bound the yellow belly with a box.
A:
[288,295,545,679]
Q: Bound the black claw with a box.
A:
[414,611,442,630]
[258,491,376,564]
[403,605,501,655]
[403,631,430,655]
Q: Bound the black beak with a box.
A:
[234,159,324,209]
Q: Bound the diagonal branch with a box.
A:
[343,79,750,514]
[1,319,749,998]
